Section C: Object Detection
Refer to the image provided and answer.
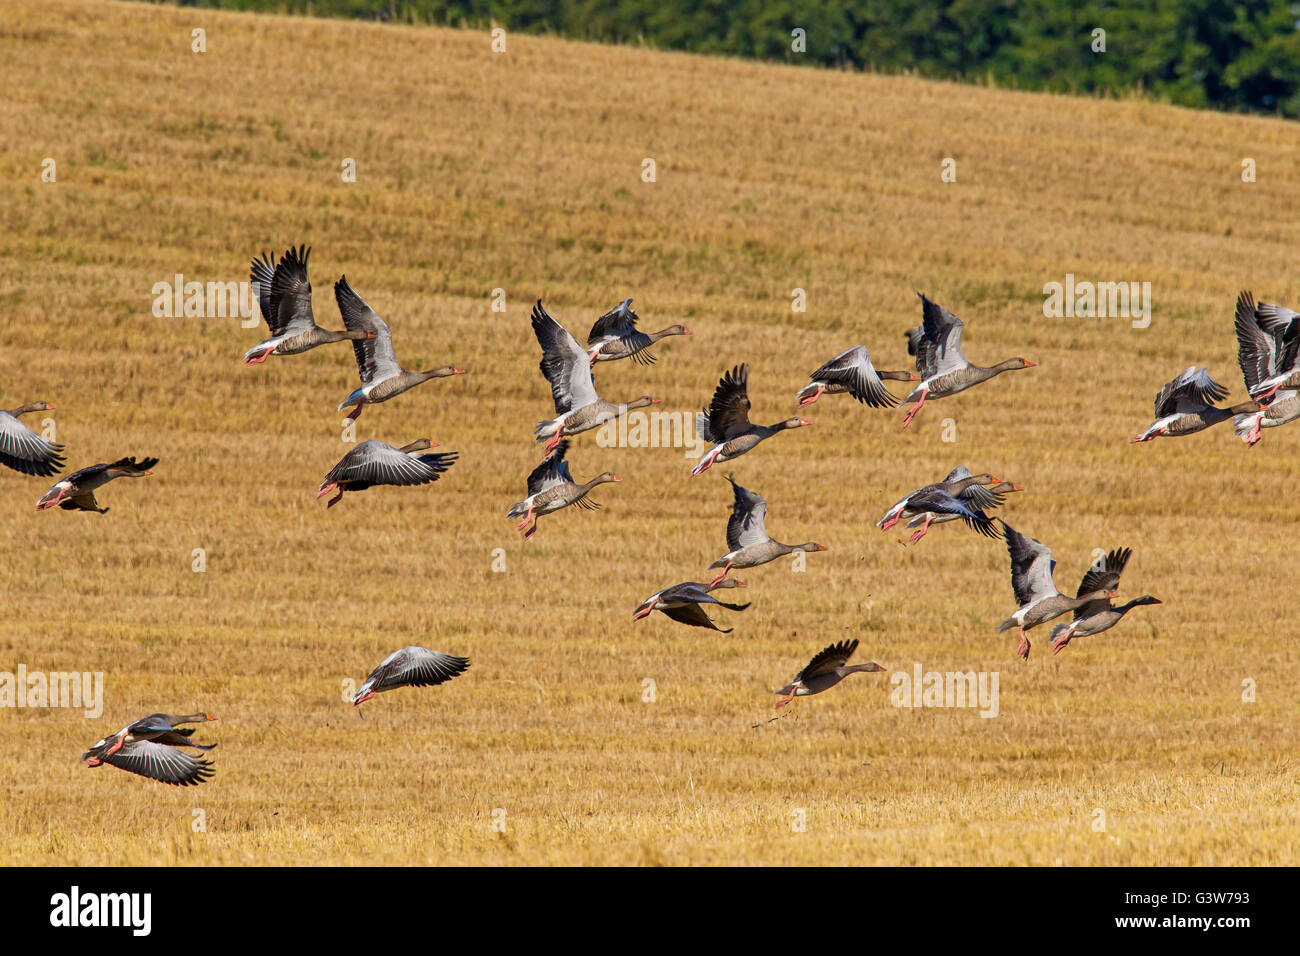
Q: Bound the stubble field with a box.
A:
[0,0,1297,865]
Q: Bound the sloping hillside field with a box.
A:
[0,0,1297,865]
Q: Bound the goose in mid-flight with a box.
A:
[82,713,216,786]
[1131,366,1257,442]
[0,401,64,476]
[532,302,659,451]
[900,293,1035,428]
[632,579,750,632]
[586,298,691,366]
[352,646,470,707]
[876,466,1011,543]
[315,438,457,508]
[997,522,1117,660]
[243,245,375,365]
[692,364,809,476]
[1232,291,1300,445]
[1048,548,1161,654]
[36,456,158,513]
[706,476,825,586]
[795,346,916,407]
[774,639,886,708]
[506,440,621,539]
[334,276,465,421]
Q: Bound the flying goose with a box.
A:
[1232,291,1300,445]
[706,475,826,586]
[586,298,691,366]
[82,713,216,786]
[36,456,158,513]
[1048,547,1161,654]
[900,293,1035,427]
[774,639,885,707]
[632,579,749,632]
[877,466,1013,542]
[506,440,621,539]
[795,346,917,407]
[0,401,64,476]
[316,438,458,508]
[1131,366,1257,441]
[244,245,375,365]
[334,276,465,421]
[352,646,470,706]
[532,301,660,452]
[997,522,1117,659]
[692,364,809,476]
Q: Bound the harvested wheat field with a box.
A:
[0,0,1297,866]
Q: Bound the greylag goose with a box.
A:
[1131,366,1257,441]
[352,646,470,706]
[706,475,826,586]
[243,245,375,365]
[632,579,749,632]
[774,639,885,707]
[36,456,158,513]
[532,302,660,451]
[0,401,64,476]
[1048,548,1161,654]
[876,466,1013,542]
[586,298,691,366]
[795,346,917,407]
[316,438,457,508]
[900,293,1035,427]
[1232,291,1300,445]
[334,276,465,421]
[997,522,1116,659]
[506,439,621,539]
[692,364,809,475]
[82,713,216,786]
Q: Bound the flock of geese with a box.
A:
[5,244,1295,784]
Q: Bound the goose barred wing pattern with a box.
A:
[699,364,752,443]
[588,299,654,363]
[532,302,599,413]
[360,646,471,694]
[270,244,318,336]
[336,276,401,384]
[525,440,576,495]
[1003,522,1059,606]
[809,346,898,407]
[100,740,215,787]
[0,411,65,477]
[325,440,457,488]
[1154,366,1227,417]
[724,476,769,550]
[797,639,859,681]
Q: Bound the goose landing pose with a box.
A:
[36,456,158,513]
[900,293,1035,428]
[316,439,457,508]
[706,475,826,586]
[532,302,659,452]
[1048,548,1161,654]
[632,580,749,633]
[1131,366,1256,441]
[586,298,691,366]
[352,646,470,707]
[334,276,465,421]
[795,346,916,407]
[774,639,885,708]
[244,245,375,365]
[692,364,809,476]
[997,522,1116,659]
[82,713,216,786]
[506,440,621,539]
[0,401,64,476]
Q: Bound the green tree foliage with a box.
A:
[170,0,1300,117]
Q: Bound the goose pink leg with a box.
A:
[908,515,934,543]
[900,390,928,428]
[1016,628,1031,660]
[543,427,564,454]
[708,562,732,587]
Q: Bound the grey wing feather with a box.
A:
[798,639,858,681]
[725,476,769,550]
[336,276,401,383]
[810,346,898,407]
[369,646,470,691]
[327,441,456,487]
[0,411,64,477]
[1003,523,1058,606]
[103,740,214,786]
[271,244,318,335]
[533,302,598,413]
